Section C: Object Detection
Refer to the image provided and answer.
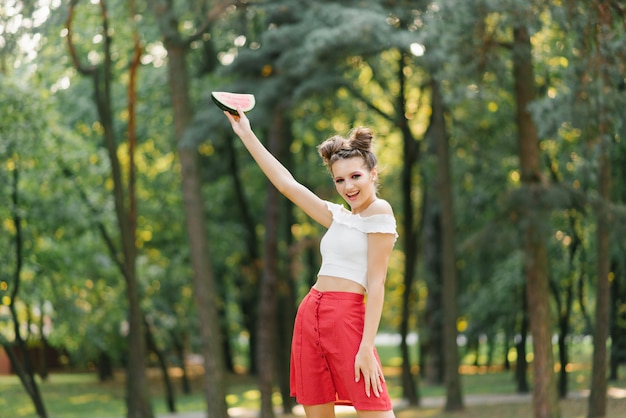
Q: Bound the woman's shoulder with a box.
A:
[362,198,394,217]
[359,199,397,239]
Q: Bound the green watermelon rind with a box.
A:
[211,92,255,115]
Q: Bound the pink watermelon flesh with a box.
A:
[212,92,255,115]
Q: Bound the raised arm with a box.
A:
[225,109,332,228]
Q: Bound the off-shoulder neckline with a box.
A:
[329,201,394,220]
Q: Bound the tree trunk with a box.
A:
[512,24,560,418]
[277,121,297,414]
[484,335,491,366]
[226,133,261,375]
[588,130,611,418]
[171,331,191,394]
[400,185,421,403]
[556,292,570,398]
[397,51,420,405]
[3,343,48,417]
[610,149,626,381]
[4,166,48,418]
[97,350,114,382]
[588,2,614,417]
[276,274,296,413]
[515,285,530,393]
[165,40,228,418]
[121,151,149,416]
[577,258,594,335]
[38,308,50,381]
[146,322,176,413]
[421,58,444,390]
[99,44,149,418]
[609,260,625,381]
[503,326,511,371]
[430,78,463,411]
[257,109,284,418]
[396,52,420,405]
[546,176,580,399]
[421,187,443,385]
[66,3,151,415]
[556,284,573,399]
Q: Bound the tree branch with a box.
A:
[65,0,96,76]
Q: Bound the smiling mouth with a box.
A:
[347,191,359,199]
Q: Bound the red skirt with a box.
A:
[289,288,392,410]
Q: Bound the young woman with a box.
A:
[225,108,397,418]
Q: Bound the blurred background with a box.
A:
[1,1,625,417]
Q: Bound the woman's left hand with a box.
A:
[354,346,384,398]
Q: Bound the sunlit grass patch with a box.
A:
[68,393,114,405]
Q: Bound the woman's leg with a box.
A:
[303,402,336,418]
[356,409,395,418]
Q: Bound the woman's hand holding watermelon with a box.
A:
[213,91,255,139]
[224,107,252,139]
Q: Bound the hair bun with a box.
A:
[317,127,378,171]
[348,127,374,152]
[318,135,346,166]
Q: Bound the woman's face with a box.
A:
[331,157,377,214]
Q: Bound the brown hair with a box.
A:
[317,127,378,172]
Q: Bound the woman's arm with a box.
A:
[225,109,332,227]
[354,227,396,398]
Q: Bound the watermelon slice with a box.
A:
[211,91,255,115]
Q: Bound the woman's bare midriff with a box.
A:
[313,275,366,294]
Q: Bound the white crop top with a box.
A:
[317,201,398,291]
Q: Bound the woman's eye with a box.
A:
[335,178,344,184]
[352,174,361,180]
